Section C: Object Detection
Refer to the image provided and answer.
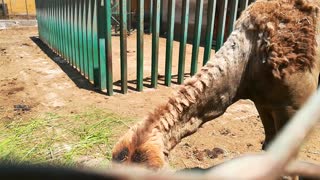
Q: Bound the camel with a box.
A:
[112,0,320,170]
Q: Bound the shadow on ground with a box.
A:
[31,36,192,94]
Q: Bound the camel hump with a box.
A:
[247,0,319,79]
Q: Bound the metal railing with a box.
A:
[35,0,253,96]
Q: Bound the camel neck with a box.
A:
[142,23,255,152]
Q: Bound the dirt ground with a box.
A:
[0,26,319,170]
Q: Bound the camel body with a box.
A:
[112,0,320,170]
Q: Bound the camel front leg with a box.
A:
[255,104,277,150]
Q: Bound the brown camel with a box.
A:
[112,0,320,170]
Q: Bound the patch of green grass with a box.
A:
[0,109,136,167]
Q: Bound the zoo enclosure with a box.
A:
[35,0,254,96]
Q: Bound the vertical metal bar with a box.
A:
[66,0,70,63]
[177,0,190,84]
[56,0,60,54]
[119,0,128,94]
[83,0,89,78]
[71,0,76,68]
[239,0,249,12]
[127,0,131,34]
[227,0,238,36]
[74,0,80,70]
[203,0,216,65]
[65,0,70,62]
[137,0,144,92]
[47,0,51,47]
[35,0,39,36]
[45,0,48,42]
[9,0,13,16]
[164,0,175,86]
[87,0,94,82]
[47,0,50,47]
[70,0,75,68]
[98,0,107,91]
[190,0,203,76]
[79,0,84,74]
[25,0,29,18]
[106,0,114,95]
[55,0,59,51]
[52,0,55,48]
[63,0,67,59]
[149,0,153,33]
[215,0,228,51]
[68,0,74,67]
[1,0,7,17]
[159,0,164,35]
[151,0,160,88]
[92,0,100,87]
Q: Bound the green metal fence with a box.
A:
[35,0,253,96]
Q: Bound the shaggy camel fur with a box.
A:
[112,0,320,170]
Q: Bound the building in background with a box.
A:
[1,0,36,18]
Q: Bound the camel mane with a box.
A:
[248,0,319,79]
[133,72,209,149]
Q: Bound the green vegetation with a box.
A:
[0,109,136,167]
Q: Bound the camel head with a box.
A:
[111,123,168,170]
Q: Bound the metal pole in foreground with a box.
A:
[120,0,128,94]
[1,0,5,17]
[137,0,144,92]
[25,0,29,18]
[267,88,320,176]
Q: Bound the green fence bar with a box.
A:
[47,0,51,49]
[71,0,75,67]
[70,0,75,68]
[83,0,89,78]
[159,0,164,35]
[203,0,216,65]
[59,0,63,58]
[149,0,153,33]
[66,0,70,65]
[47,0,51,48]
[70,0,75,67]
[98,0,107,91]
[137,0,144,92]
[63,0,68,60]
[52,0,55,53]
[191,0,204,76]
[120,0,128,94]
[127,0,131,34]
[105,0,113,96]
[177,0,190,84]
[87,0,94,82]
[74,0,80,70]
[92,0,100,86]
[47,1,50,50]
[151,0,160,88]
[215,0,228,51]
[164,0,176,86]
[79,0,84,74]
[227,0,239,36]
[239,0,249,12]
[65,0,70,63]
[48,0,53,50]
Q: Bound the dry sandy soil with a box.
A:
[0,26,319,170]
